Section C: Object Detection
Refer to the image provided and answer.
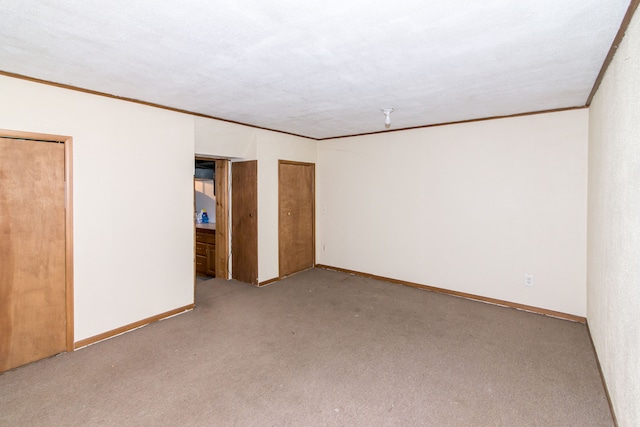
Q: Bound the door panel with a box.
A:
[231,161,258,285]
[0,138,66,372]
[279,161,315,277]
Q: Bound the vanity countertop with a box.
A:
[196,223,216,231]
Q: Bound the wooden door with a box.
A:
[1,137,67,372]
[231,161,258,285]
[279,161,315,277]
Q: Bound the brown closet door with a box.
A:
[0,138,66,372]
[279,161,315,278]
[231,161,258,285]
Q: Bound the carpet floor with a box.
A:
[0,268,613,426]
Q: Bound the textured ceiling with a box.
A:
[0,0,631,139]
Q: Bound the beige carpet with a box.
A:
[0,268,613,426]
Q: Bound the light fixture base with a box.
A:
[381,108,395,128]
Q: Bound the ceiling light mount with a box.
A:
[381,108,394,128]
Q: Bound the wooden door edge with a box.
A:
[64,137,74,352]
[214,159,230,280]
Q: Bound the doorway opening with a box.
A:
[195,159,216,281]
[194,158,229,287]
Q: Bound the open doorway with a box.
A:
[194,158,230,288]
[194,159,216,281]
[193,157,258,293]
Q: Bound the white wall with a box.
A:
[317,109,588,316]
[0,75,195,342]
[195,180,216,222]
[588,8,640,427]
[195,116,317,282]
[195,116,258,159]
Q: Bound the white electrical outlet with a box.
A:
[322,244,326,251]
[525,274,534,287]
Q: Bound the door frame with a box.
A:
[214,159,230,279]
[194,156,230,284]
[1,128,74,352]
